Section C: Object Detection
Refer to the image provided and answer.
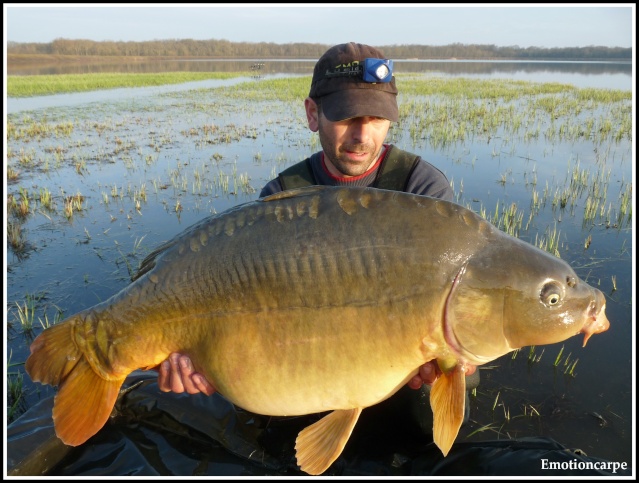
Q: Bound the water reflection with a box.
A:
[9,58,632,81]
[397,59,632,75]
[8,59,318,76]
[396,60,632,90]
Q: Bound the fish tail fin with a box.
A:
[25,319,125,446]
[54,358,124,446]
[295,407,363,475]
[430,365,467,457]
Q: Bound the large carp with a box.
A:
[25,186,609,475]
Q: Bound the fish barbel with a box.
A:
[25,186,610,475]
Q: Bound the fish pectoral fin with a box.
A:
[295,407,363,475]
[430,365,467,457]
[53,357,125,447]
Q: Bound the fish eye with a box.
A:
[540,281,563,307]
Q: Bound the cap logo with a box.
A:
[320,58,394,84]
[324,60,363,78]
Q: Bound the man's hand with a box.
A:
[158,352,216,396]
[407,361,477,389]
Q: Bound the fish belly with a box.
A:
[190,303,431,416]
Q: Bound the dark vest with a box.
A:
[278,145,420,192]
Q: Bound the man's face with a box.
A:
[305,98,391,177]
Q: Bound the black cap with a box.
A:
[309,42,399,122]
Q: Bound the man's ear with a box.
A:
[305,97,319,132]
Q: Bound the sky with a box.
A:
[3,4,635,49]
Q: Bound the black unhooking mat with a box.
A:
[6,371,630,477]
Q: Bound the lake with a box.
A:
[5,60,634,475]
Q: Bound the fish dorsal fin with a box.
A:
[295,407,363,475]
[430,365,467,457]
[261,185,328,202]
[132,240,177,281]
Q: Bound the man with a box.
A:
[158,42,477,414]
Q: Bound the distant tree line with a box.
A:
[6,39,631,61]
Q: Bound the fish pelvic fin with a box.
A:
[430,365,467,457]
[53,357,124,446]
[295,407,363,475]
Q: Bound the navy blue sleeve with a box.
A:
[405,158,453,201]
[259,178,283,198]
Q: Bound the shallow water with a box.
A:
[9,58,632,90]
[5,63,634,471]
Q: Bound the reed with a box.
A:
[38,187,54,211]
[64,192,86,220]
[39,308,64,329]
[7,221,27,254]
[465,423,499,438]
[535,224,561,257]
[7,166,20,182]
[527,346,544,364]
[14,298,36,333]
[554,345,565,367]
[7,350,27,422]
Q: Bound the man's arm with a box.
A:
[258,178,283,198]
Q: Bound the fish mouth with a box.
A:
[581,294,610,347]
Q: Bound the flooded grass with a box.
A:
[13,299,36,333]
[7,350,28,423]
[7,220,27,255]
[7,72,250,97]
[5,73,633,464]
